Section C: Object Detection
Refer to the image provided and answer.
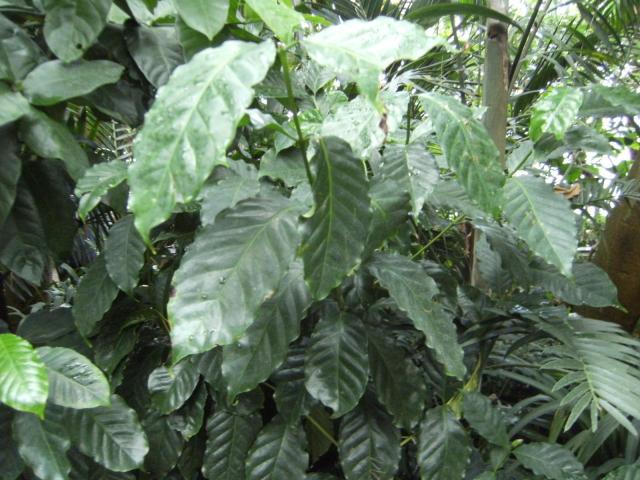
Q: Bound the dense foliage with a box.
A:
[0,0,639,479]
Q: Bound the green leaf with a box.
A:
[380,143,439,216]
[168,193,300,362]
[72,256,120,337]
[0,126,21,226]
[75,160,128,220]
[530,87,584,141]
[13,409,70,480]
[0,333,48,417]
[85,79,145,127]
[272,344,313,424]
[105,215,146,294]
[64,394,149,472]
[17,308,76,347]
[37,346,110,409]
[603,463,640,480]
[0,407,24,479]
[301,137,371,299]
[172,0,228,40]
[338,394,401,480]
[367,327,427,429]
[142,413,184,476]
[503,174,578,276]
[303,17,443,103]
[128,40,275,242]
[419,93,504,212]
[418,406,471,480]
[579,84,640,118]
[245,415,308,480]
[167,382,207,440]
[0,14,44,81]
[0,83,29,127]
[259,148,307,187]
[202,410,261,480]
[368,253,465,378]
[124,25,183,88]
[222,260,311,400]
[304,302,369,417]
[363,178,410,257]
[406,3,522,30]
[22,59,123,106]
[245,0,303,45]
[18,108,89,181]
[514,442,585,480]
[147,357,200,414]
[462,392,509,448]
[42,0,111,62]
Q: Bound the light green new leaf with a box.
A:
[37,346,110,409]
[203,411,261,480]
[418,406,471,480]
[0,83,29,127]
[419,93,504,212]
[245,0,304,45]
[42,0,111,62]
[304,302,369,417]
[338,395,401,480]
[303,17,443,103]
[368,253,465,378]
[0,333,48,417]
[105,216,146,294]
[503,174,578,276]
[128,40,275,243]
[245,415,308,480]
[75,160,128,220]
[301,137,371,299]
[147,357,199,414]
[514,442,585,480]
[125,25,183,88]
[222,260,311,400]
[168,193,300,362]
[13,408,70,480]
[22,59,122,106]
[64,394,148,472]
[172,0,228,40]
[462,392,509,448]
[530,87,584,141]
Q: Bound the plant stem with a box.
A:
[411,215,465,260]
[305,414,338,447]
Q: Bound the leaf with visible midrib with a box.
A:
[128,40,276,243]
[172,0,228,40]
[147,357,200,414]
[514,442,585,480]
[75,160,128,221]
[530,87,584,141]
[105,216,146,294]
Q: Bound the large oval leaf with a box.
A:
[37,346,110,409]
[168,193,300,362]
[0,83,29,127]
[75,160,128,221]
[304,302,369,417]
[462,392,509,448]
[142,413,184,476]
[530,87,584,141]
[514,442,585,480]
[245,0,304,45]
[0,333,48,417]
[147,357,200,414]
[128,40,276,243]
[172,0,228,40]
[105,215,146,294]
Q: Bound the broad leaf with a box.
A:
[0,333,48,417]
[75,160,128,220]
[0,83,29,126]
[304,302,369,417]
[0,126,21,226]
[142,413,184,476]
[22,59,123,106]
[272,344,313,424]
[245,415,308,480]
[259,148,307,187]
[128,40,275,242]
[579,85,640,118]
[462,392,509,448]
[105,216,146,294]
[419,93,504,212]
[37,346,110,409]
[530,87,584,141]
[0,13,45,81]
[503,174,578,276]
[172,0,228,40]
[43,0,111,62]
[13,408,70,480]
[418,406,471,480]
[245,0,303,45]
[301,137,371,299]
[368,253,465,378]
[167,382,207,440]
[147,357,199,414]
[363,178,410,257]
[338,394,401,480]
[125,25,183,88]
[514,442,585,480]
[603,464,640,480]
[303,17,442,103]
[202,411,261,480]
[64,394,149,472]
[169,193,300,361]
[222,260,311,400]
[0,407,24,479]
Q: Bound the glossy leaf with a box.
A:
[304,302,369,417]
[418,406,471,480]
[172,0,228,40]
[245,0,303,44]
[462,392,509,448]
[42,0,111,62]
[530,87,584,141]
[105,216,146,294]
[22,60,123,106]
[167,382,206,440]
[503,174,578,276]
[128,40,275,242]
[368,253,465,378]
[0,83,29,127]
[514,442,585,480]
[75,160,128,220]
[37,346,110,409]
[0,333,48,417]
[272,344,313,424]
[142,413,184,476]
[245,415,308,480]
[0,13,44,81]
[419,93,504,212]
[363,178,410,257]
[0,126,21,226]
[125,25,183,88]
[147,357,199,414]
